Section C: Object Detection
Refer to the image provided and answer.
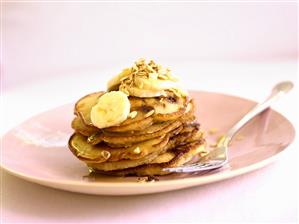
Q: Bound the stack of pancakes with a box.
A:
[68,60,207,176]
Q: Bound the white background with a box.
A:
[3,2,297,89]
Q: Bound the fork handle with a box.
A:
[226,81,293,141]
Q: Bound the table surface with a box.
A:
[1,61,298,223]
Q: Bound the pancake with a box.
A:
[70,95,203,175]
[72,100,195,138]
[85,127,204,172]
[71,116,99,137]
[129,91,186,112]
[69,133,169,162]
[83,100,196,146]
[90,140,206,176]
[74,91,189,130]
[102,115,154,133]
[75,92,104,126]
[153,106,187,122]
[102,120,174,136]
[86,145,166,171]
[88,120,182,146]
[104,125,183,148]
[129,93,189,122]
[86,135,175,171]
[102,100,195,135]
[155,126,204,154]
[75,92,156,128]
[172,125,203,145]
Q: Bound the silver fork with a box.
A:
[163,81,294,173]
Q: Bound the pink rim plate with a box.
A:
[1,91,296,195]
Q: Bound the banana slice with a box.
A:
[120,85,166,98]
[90,91,130,129]
[107,68,131,91]
[119,73,187,98]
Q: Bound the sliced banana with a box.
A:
[90,91,130,129]
[107,68,131,91]
[120,85,166,98]
[140,76,178,91]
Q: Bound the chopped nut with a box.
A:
[208,128,218,135]
[209,134,228,148]
[158,74,169,80]
[128,111,138,119]
[87,134,100,143]
[120,87,130,95]
[145,109,155,117]
[101,150,111,160]
[88,134,95,141]
[199,150,209,157]
[132,63,138,71]
[169,88,181,97]
[185,103,192,113]
[136,58,145,65]
[133,147,141,154]
[88,167,95,173]
[148,60,155,66]
[137,176,148,183]
[146,64,155,73]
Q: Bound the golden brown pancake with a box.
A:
[74,91,189,129]
[72,100,196,138]
[77,127,204,172]
[86,146,166,171]
[69,133,171,162]
[102,120,174,136]
[90,140,206,176]
[75,92,104,126]
[88,120,182,146]
[129,91,186,111]
[129,93,189,122]
[102,100,195,135]
[103,115,154,133]
[104,125,183,148]
[75,92,156,127]
[71,116,98,137]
